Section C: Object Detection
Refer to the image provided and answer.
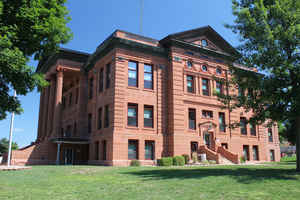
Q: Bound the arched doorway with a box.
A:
[199,121,217,150]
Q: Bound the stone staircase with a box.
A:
[199,145,239,164]
[219,155,235,165]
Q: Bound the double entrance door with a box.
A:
[203,132,212,149]
[63,148,74,165]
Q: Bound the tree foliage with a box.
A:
[0,138,18,155]
[278,120,297,145]
[221,0,300,170]
[0,0,72,120]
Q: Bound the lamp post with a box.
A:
[7,90,16,167]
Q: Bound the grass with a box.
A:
[0,160,299,200]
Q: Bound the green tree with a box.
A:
[0,0,72,120]
[0,138,18,155]
[278,120,297,145]
[220,0,300,171]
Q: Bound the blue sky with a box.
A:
[0,0,239,147]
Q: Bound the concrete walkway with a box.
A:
[0,166,32,171]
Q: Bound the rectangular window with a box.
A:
[128,61,138,87]
[202,78,210,96]
[61,128,64,137]
[240,117,247,135]
[98,107,102,130]
[99,68,104,92]
[187,75,195,93]
[66,125,72,137]
[69,92,72,106]
[216,81,224,95]
[102,140,107,160]
[219,112,226,132]
[88,113,92,134]
[268,127,273,142]
[188,108,196,130]
[75,88,79,104]
[104,105,109,128]
[73,122,77,136]
[89,77,93,99]
[128,140,138,160]
[144,64,153,89]
[250,119,256,136]
[95,141,99,160]
[62,96,66,109]
[253,145,259,161]
[128,103,138,127]
[144,105,153,128]
[270,149,275,161]
[243,145,250,161]
[106,63,111,89]
[145,141,155,160]
[202,110,213,119]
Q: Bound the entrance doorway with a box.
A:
[63,148,74,165]
[191,142,198,158]
[203,132,211,149]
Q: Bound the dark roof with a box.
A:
[37,26,240,73]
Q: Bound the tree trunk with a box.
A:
[296,117,300,172]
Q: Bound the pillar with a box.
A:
[56,143,61,165]
[36,89,45,142]
[47,77,56,137]
[53,70,63,138]
[42,86,50,140]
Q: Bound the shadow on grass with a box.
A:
[276,161,296,165]
[122,167,299,184]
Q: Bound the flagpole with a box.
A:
[7,90,16,167]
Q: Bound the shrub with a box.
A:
[192,152,198,163]
[130,160,141,167]
[182,154,190,164]
[280,155,296,162]
[201,160,209,165]
[157,157,173,166]
[173,156,185,166]
[240,156,246,163]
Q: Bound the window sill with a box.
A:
[126,126,139,130]
[188,129,197,133]
[143,127,155,131]
[143,89,155,93]
[185,92,197,96]
[127,86,140,90]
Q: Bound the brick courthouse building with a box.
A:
[7,26,280,165]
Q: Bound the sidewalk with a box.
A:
[0,165,32,171]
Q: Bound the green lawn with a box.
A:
[0,160,299,200]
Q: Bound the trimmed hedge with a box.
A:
[157,157,173,166]
[130,160,141,166]
[173,156,185,166]
[182,154,190,164]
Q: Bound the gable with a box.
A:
[162,26,239,57]
[184,36,225,53]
